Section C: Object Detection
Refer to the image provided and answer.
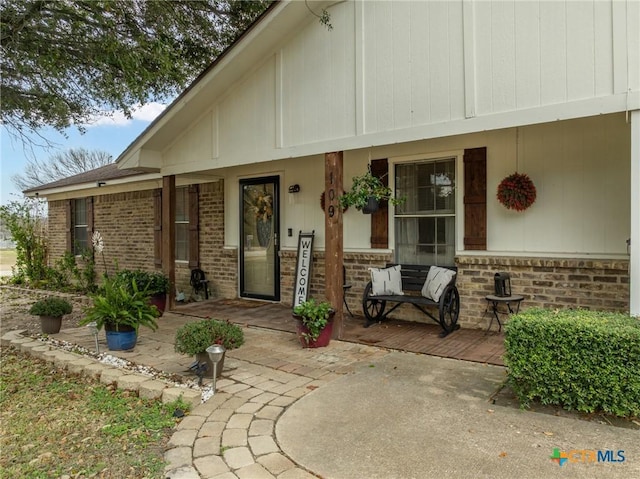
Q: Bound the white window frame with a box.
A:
[389,151,464,263]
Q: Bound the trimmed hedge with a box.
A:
[504,308,640,417]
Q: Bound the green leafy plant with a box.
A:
[114,269,170,296]
[504,308,640,417]
[293,299,334,344]
[0,198,48,284]
[339,169,405,211]
[81,277,159,332]
[29,297,73,317]
[174,318,245,356]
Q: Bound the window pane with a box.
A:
[176,223,189,261]
[74,198,87,226]
[394,158,456,266]
[176,188,189,222]
[74,227,88,254]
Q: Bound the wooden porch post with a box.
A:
[325,152,344,338]
[162,175,176,311]
[631,110,640,317]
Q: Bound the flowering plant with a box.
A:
[92,230,109,276]
[497,173,536,212]
[249,188,273,222]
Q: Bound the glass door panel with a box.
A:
[240,177,279,300]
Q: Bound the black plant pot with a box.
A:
[362,196,379,214]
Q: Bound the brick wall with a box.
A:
[188,181,237,299]
[94,190,155,277]
[47,200,67,263]
[279,250,393,309]
[456,256,630,328]
[281,252,630,330]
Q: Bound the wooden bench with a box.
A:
[362,263,460,337]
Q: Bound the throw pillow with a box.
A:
[421,266,456,302]
[369,265,404,296]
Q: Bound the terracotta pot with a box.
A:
[40,315,62,334]
[149,293,167,316]
[196,351,226,378]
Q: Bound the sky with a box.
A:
[0,102,167,206]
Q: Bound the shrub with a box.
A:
[504,308,640,417]
[175,319,244,356]
[114,270,170,295]
[29,297,73,317]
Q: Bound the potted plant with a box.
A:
[29,297,73,334]
[114,269,170,315]
[339,168,404,214]
[81,277,159,350]
[174,319,245,377]
[292,299,335,348]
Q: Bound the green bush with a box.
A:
[113,269,170,295]
[29,297,73,317]
[504,308,640,417]
[175,319,244,356]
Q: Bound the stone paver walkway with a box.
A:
[2,315,390,479]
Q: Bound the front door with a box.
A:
[239,177,280,301]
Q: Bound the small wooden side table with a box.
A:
[484,294,524,332]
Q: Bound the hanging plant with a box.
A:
[338,168,405,212]
[497,172,537,212]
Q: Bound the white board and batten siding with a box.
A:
[161,0,638,173]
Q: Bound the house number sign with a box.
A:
[293,231,315,308]
[327,172,336,218]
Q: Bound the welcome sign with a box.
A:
[293,231,315,308]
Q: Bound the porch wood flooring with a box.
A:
[174,299,506,366]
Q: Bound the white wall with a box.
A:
[221,113,630,257]
[152,0,638,174]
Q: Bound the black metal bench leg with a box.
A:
[343,296,353,317]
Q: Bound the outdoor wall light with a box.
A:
[288,184,300,193]
[87,321,99,354]
[206,344,226,393]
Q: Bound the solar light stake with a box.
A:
[206,344,226,394]
[87,321,99,354]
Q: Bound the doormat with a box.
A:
[215,299,265,309]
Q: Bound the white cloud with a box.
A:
[85,102,167,128]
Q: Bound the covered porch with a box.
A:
[173,299,506,366]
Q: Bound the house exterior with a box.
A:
[28,0,640,331]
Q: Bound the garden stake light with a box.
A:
[87,321,99,354]
[206,344,226,394]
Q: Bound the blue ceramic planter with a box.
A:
[105,330,137,350]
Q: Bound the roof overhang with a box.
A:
[116,0,338,171]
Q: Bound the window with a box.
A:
[175,187,189,261]
[74,198,88,254]
[394,158,456,266]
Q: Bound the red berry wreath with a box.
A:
[497,173,536,212]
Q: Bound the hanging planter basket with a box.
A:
[497,172,537,212]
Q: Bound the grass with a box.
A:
[0,348,189,478]
[0,248,16,272]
